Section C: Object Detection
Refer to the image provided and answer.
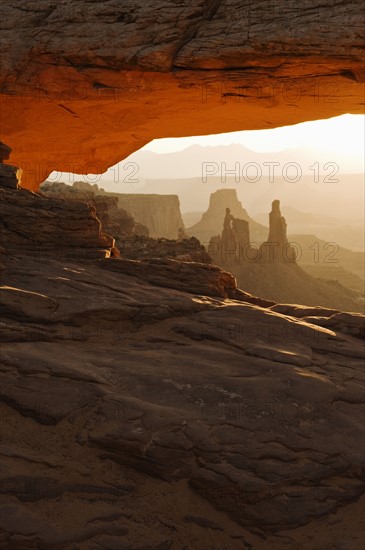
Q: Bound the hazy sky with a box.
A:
[50,114,364,183]
[141,114,364,171]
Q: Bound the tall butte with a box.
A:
[260,199,297,262]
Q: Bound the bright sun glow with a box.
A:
[50,114,365,184]
[142,114,364,163]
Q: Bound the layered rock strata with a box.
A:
[41,180,149,240]
[0,251,364,548]
[1,143,364,546]
[0,149,117,260]
[118,235,211,264]
[42,182,184,240]
[1,2,364,188]
[40,181,210,261]
[114,194,186,240]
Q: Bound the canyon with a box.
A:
[109,194,185,240]
[1,167,365,549]
[42,181,185,240]
[186,188,365,301]
[0,139,364,548]
[207,199,363,312]
[0,1,364,548]
[38,182,364,311]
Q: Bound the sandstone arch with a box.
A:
[0,0,364,189]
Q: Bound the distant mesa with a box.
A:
[42,180,185,241]
[41,180,148,242]
[2,164,362,312]
[186,188,267,245]
[40,180,208,262]
[115,193,185,240]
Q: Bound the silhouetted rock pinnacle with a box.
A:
[260,200,296,263]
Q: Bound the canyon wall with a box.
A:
[0,1,364,188]
[111,194,185,239]
[40,181,149,240]
[41,181,184,239]
[0,186,116,261]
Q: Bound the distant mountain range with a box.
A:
[95,144,364,223]
[110,143,362,182]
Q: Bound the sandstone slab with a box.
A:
[0,1,364,187]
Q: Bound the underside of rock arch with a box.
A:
[0,0,364,188]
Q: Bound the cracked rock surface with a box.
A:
[0,0,364,187]
[0,186,116,260]
[1,246,364,547]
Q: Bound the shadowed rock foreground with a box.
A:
[1,180,364,548]
[1,253,365,549]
